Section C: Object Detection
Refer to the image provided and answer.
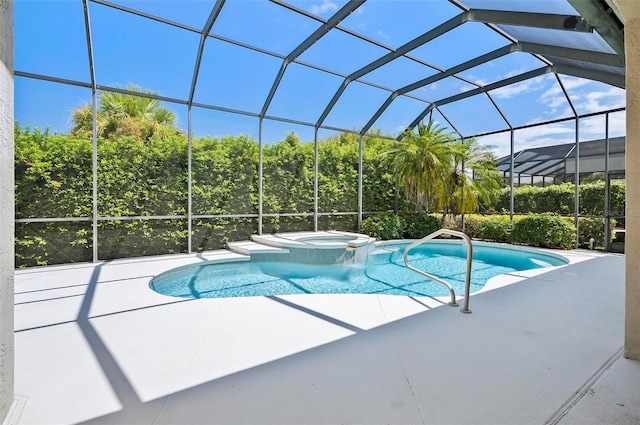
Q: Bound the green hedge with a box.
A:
[402,214,442,239]
[493,181,625,215]
[349,194,618,250]
[14,122,625,266]
[477,217,513,243]
[15,125,400,267]
[575,217,616,249]
[361,213,406,240]
[511,214,576,250]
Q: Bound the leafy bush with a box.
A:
[493,181,626,216]
[575,217,616,249]
[512,185,542,213]
[361,213,406,240]
[512,214,576,250]
[460,215,489,238]
[15,124,403,266]
[441,214,488,238]
[537,183,574,215]
[477,218,514,243]
[402,214,442,238]
[441,214,460,232]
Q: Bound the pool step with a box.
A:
[198,250,251,263]
[227,241,290,256]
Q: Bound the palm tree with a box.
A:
[71,84,176,140]
[443,137,502,217]
[391,120,454,212]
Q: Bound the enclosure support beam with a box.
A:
[510,129,515,221]
[314,128,319,232]
[317,13,469,130]
[0,2,14,423]
[468,9,591,32]
[358,134,363,231]
[408,67,552,130]
[554,61,625,89]
[568,0,625,58]
[605,113,611,251]
[574,119,580,248]
[261,1,364,120]
[91,77,98,261]
[395,139,399,215]
[518,42,624,68]
[187,108,193,252]
[82,0,98,262]
[258,118,264,235]
[556,74,580,248]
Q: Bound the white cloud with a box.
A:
[480,76,626,157]
[558,75,592,91]
[544,76,626,115]
[309,0,338,16]
[491,79,536,99]
[477,132,511,158]
[491,75,547,99]
[378,30,390,40]
[417,82,438,93]
[532,75,625,121]
[516,123,575,141]
[483,124,576,157]
[580,111,626,139]
[608,111,627,137]
[581,87,626,113]
[464,68,527,88]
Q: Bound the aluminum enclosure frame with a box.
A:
[13,0,628,261]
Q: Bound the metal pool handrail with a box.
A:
[403,229,473,314]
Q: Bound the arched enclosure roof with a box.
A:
[14,0,626,141]
[496,136,625,180]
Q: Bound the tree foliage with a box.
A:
[71,84,178,140]
[392,120,453,212]
[492,181,625,215]
[391,120,502,215]
[14,123,402,266]
[443,137,502,216]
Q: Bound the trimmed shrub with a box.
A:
[460,215,489,239]
[442,214,460,232]
[493,181,626,217]
[512,214,576,250]
[402,214,442,239]
[477,218,514,243]
[575,217,616,249]
[441,214,489,238]
[537,183,574,214]
[361,212,406,240]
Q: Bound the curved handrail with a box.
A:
[403,229,473,314]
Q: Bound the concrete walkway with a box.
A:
[9,248,639,424]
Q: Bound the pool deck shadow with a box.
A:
[11,249,640,425]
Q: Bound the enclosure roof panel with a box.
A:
[13,0,627,142]
[496,136,626,177]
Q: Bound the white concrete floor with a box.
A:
[9,247,639,425]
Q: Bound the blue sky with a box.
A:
[14,0,626,153]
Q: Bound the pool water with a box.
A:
[150,242,567,299]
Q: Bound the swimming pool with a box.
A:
[150,241,568,299]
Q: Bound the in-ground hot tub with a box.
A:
[252,231,375,249]
[250,231,376,264]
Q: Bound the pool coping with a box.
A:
[251,230,375,249]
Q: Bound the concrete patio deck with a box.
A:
[8,247,639,425]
